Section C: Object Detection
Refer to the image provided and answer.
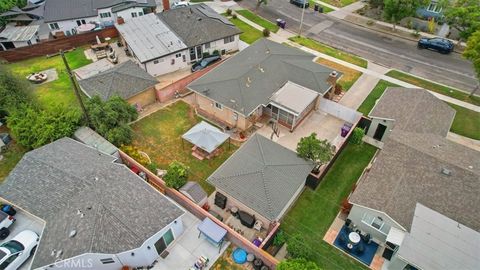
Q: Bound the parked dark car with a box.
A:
[417,37,454,54]
[290,0,309,8]
[191,55,221,72]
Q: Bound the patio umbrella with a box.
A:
[182,121,229,154]
[77,23,96,34]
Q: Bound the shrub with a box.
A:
[349,127,365,145]
[120,145,150,166]
[226,8,232,16]
[146,162,159,173]
[164,160,189,189]
[286,234,311,259]
[277,259,321,270]
[212,50,220,55]
[273,230,286,246]
[263,28,270,37]
[232,13,237,19]
[412,29,420,38]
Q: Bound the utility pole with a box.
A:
[60,50,91,126]
[299,0,307,37]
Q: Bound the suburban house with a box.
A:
[347,88,480,270]
[188,39,340,132]
[0,2,44,49]
[207,133,314,229]
[115,4,241,77]
[43,0,156,36]
[0,138,186,270]
[78,60,159,109]
[157,4,242,63]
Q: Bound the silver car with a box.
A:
[0,230,39,270]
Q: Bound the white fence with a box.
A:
[318,98,362,124]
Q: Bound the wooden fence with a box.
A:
[0,27,118,62]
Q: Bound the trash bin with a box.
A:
[314,4,319,11]
[319,6,324,13]
[279,19,286,29]
[276,18,282,27]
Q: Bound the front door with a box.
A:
[373,123,387,141]
[196,46,203,59]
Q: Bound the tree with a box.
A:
[463,30,480,96]
[0,66,32,113]
[296,133,334,171]
[255,0,268,11]
[349,127,365,145]
[444,0,480,41]
[286,234,311,259]
[277,259,322,270]
[0,0,27,26]
[85,96,138,146]
[7,104,82,149]
[273,230,286,247]
[383,0,428,31]
[164,161,189,189]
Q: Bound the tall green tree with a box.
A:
[444,0,480,41]
[0,0,27,26]
[464,30,480,96]
[277,259,322,270]
[85,96,138,146]
[383,0,428,31]
[0,66,32,113]
[296,132,334,171]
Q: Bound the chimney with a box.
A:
[327,71,338,87]
[163,0,170,11]
[117,17,125,25]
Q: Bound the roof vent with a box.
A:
[76,209,84,218]
[50,249,56,257]
[467,165,473,170]
[56,250,63,258]
[258,66,264,73]
[197,17,202,21]
[247,77,251,83]
[441,168,452,176]
[69,230,77,238]
[265,49,270,54]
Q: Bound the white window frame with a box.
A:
[175,53,181,58]
[224,36,234,44]
[131,12,138,18]
[100,12,111,18]
[49,23,59,30]
[426,2,442,13]
[153,60,159,64]
[214,102,223,110]
[361,213,388,235]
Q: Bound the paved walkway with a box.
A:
[328,1,364,19]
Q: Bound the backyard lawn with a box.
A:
[316,58,362,91]
[386,70,480,106]
[289,36,368,68]
[357,80,398,115]
[229,17,264,44]
[4,48,92,110]
[320,0,357,7]
[130,101,238,195]
[281,142,377,270]
[448,103,480,140]
[236,9,279,33]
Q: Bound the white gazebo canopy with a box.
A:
[182,121,229,153]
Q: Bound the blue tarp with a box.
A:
[197,217,227,244]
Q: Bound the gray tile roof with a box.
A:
[180,181,207,204]
[369,87,456,137]
[0,138,184,269]
[157,4,241,47]
[207,134,313,221]
[188,39,337,116]
[73,126,118,156]
[397,203,480,270]
[115,13,187,63]
[78,60,158,101]
[350,88,480,231]
[0,25,39,42]
[43,0,156,22]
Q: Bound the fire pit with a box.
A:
[26,73,48,84]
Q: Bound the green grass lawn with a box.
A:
[4,48,92,110]
[236,9,279,33]
[229,17,264,44]
[130,101,238,195]
[357,80,399,115]
[309,0,335,12]
[386,70,480,106]
[316,58,362,91]
[289,36,368,68]
[447,103,480,140]
[320,0,356,7]
[282,142,377,270]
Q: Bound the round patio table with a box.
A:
[349,232,361,244]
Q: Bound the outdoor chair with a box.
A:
[356,243,365,255]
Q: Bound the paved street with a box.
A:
[237,0,477,92]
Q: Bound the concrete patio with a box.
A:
[152,211,229,270]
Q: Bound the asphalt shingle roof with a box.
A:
[188,39,337,116]
[0,138,184,269]
[350,88,480,231]
[207,134,313,221]
[157,4,241,47]
[78,60,158,101]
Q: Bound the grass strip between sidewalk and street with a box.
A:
[321,0,357,7]
[289,36,368,68]
[236,9,279,33]
[309,0,335,12]
[386,70,480,106]
[229,17,264,44]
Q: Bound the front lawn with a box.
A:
[289,36,368,68]
[4,48,92,110]
[236,9,279,33]
[229,17,264,44]
[281,142,377,269]
[447,103,480,140]
[386,70,480,106]
[357,80,399,115]
[321,0,357,7]
[316,58,362,91]
[309,0,335,12]
[130,101,238,195]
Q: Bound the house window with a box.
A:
[100,12,111,18]
[100,258,115,264]
[171,58,175,65]
[139,12,144,16]
[175,53,181,58]
[214,102,223,110]
[361,213,390,234]
[153,59,164,64]
[189,47,196,61]
[426,2,442,13]
[224,36,234,44]
[27,40,32,46]
[76,19,86,26]
[131,12,138,17]
[182,55,186,62]
[49,23,59,30]
[221,49,226,55]
[205,42,211,49]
